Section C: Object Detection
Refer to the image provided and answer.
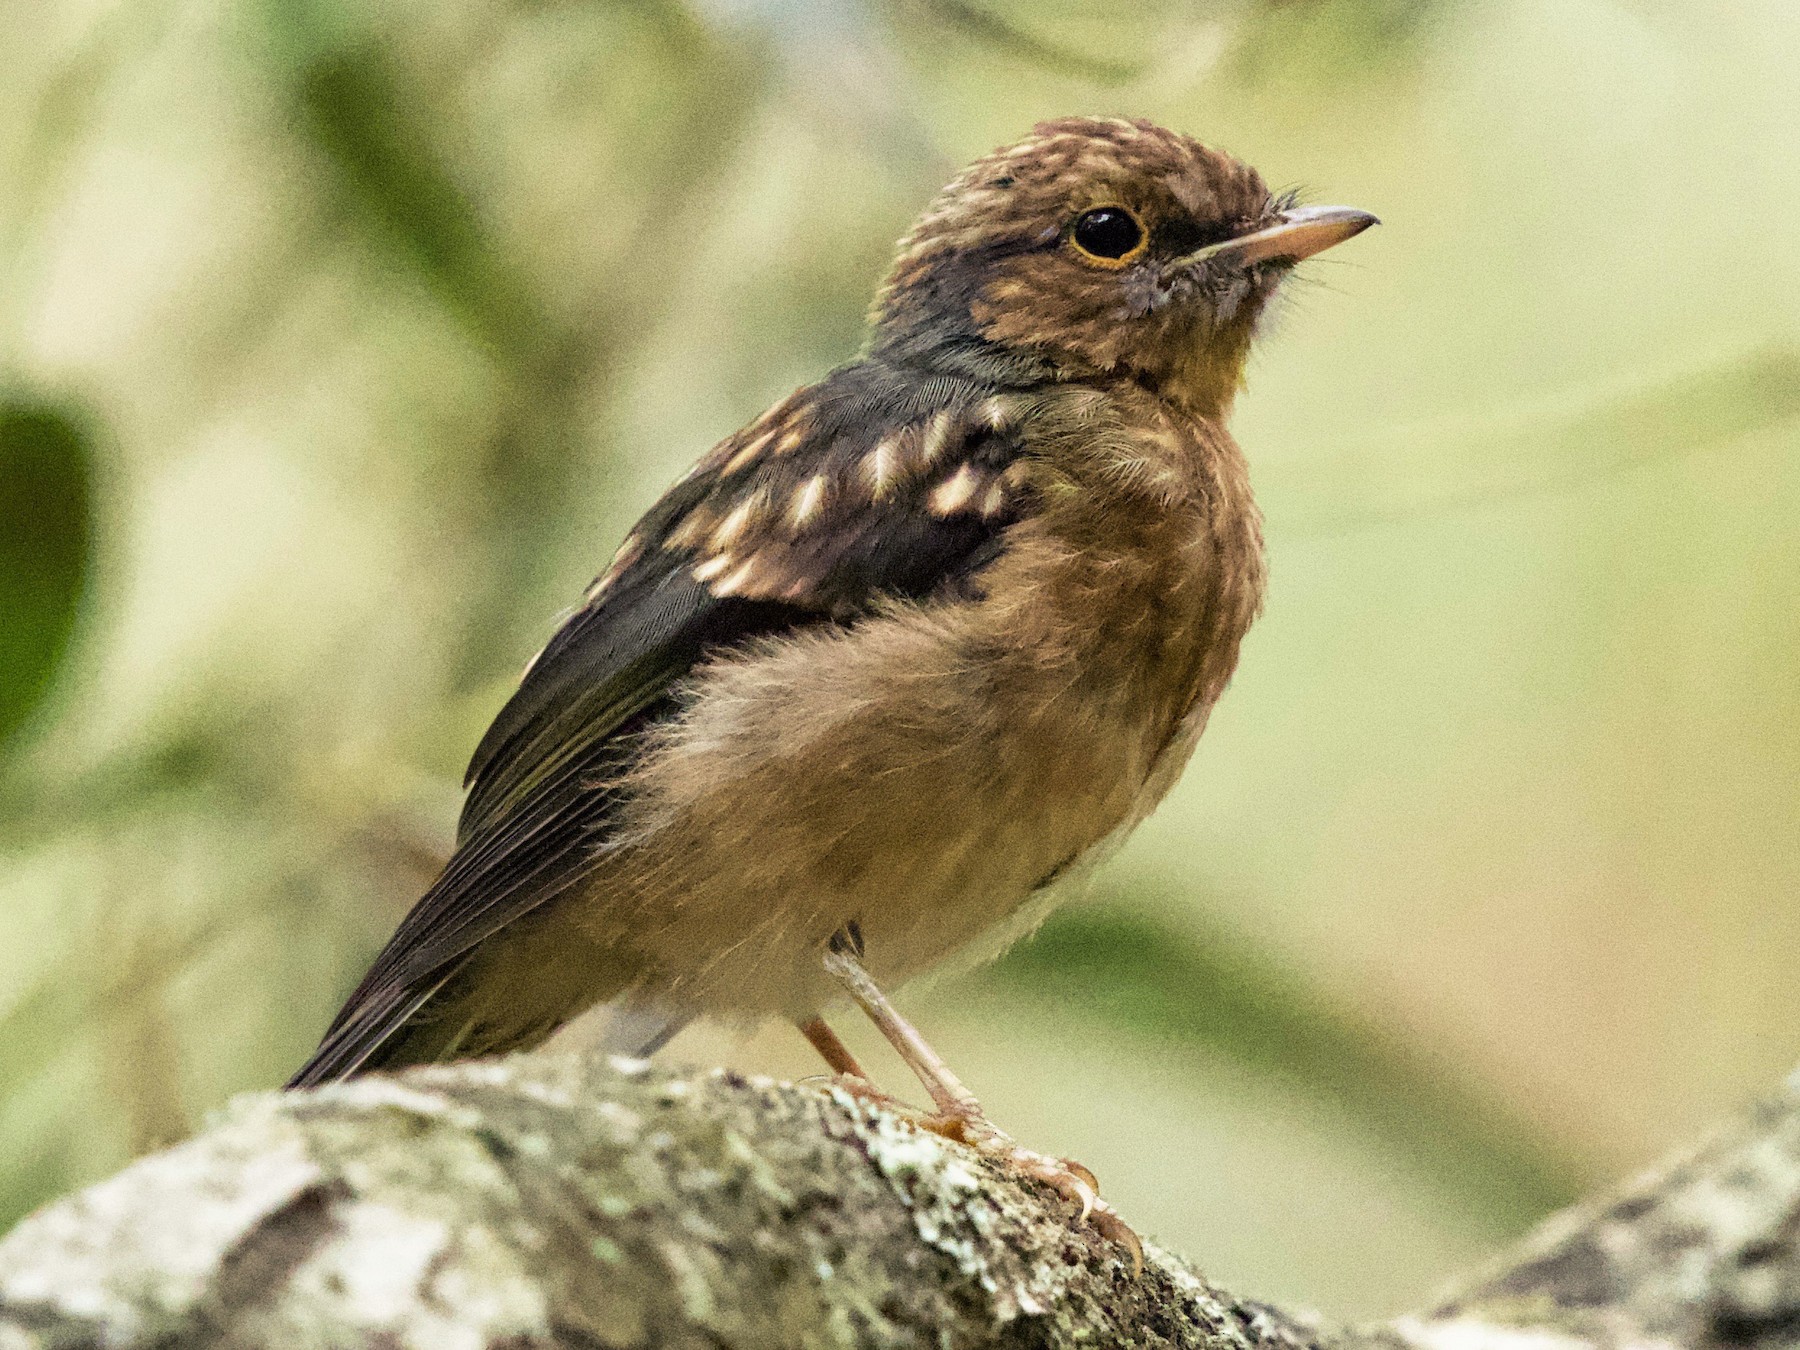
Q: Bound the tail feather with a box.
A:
[593,1002,692,1060]
[287,931,652,1089]
[285,971,460,1089]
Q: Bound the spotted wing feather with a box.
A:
[288,365,1032,1087]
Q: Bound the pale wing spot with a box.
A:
[669,504,723,550]
[724,427,777,475]
[710,491,766,550]
[710,557,762,598]
[929,463,981,515]
[791,474,828,529]
[692,553,734,583]
[980,395,1018,430]
[978,479,1009,519]
[864,435,901,500]
[919,410,957,466]
[774,426,808,455]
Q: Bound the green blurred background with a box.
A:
[3,0,1798,1319]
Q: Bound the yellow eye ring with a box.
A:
[1069,206,1147,268]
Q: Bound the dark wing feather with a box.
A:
[288,363,1032,1088]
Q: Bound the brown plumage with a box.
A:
[289,116,1375,1259]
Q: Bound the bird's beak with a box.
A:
[1185,205,1379,267]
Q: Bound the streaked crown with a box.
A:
[871,117,1364,417]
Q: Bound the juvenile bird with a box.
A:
[290,116,1375,1258]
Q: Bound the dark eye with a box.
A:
[1071,207,1145,263]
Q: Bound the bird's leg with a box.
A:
[819,927,1142,1271]
[796,1013,918,1114]
[821,928,982,1121]
[797,1014,868,1078]
[797,941,939,1114]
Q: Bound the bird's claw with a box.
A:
[1089,1198,1145,1275]
[807,1059,1143,1272]
[1004,1144,1143,1272]
[1059,1157,1100,1192]
[825,1071,912,1112]
[1029,1152,1096,1221]
[919,1114,1144,1274]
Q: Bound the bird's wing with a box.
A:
[289,370,1031,1086]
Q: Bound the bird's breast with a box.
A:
[1014,386,1267,747]
[589,391,1265,1017]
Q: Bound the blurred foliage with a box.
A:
[900,0,1146,82]
[1229,0,1442,76]
[1271,346,1800,535]
[295,46,545,356]
[0,402,92,756]
[1,0,1797,1321]
[990,892,1584,1232]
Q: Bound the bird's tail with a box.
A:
[591,1001,693,1060]
[285,961,471,1089]
[286,933,659,1089]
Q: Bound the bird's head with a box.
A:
[870,117,1376,418]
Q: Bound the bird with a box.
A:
[289,116,1376,1262]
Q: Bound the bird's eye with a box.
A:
[1070,207,1146,265]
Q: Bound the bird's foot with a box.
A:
[818,1073,1142,1270]
[809,941,1143,1272]
[825,1071,921,1116]
[916,1109,1143,1273]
